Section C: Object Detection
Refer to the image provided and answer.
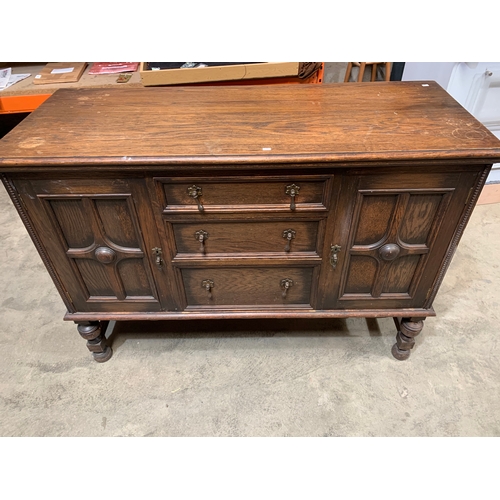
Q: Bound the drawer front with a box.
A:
[158,176,330,212]
[182,267,314,306]
[172,220,320,255]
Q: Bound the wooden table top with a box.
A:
[1,82,500,169]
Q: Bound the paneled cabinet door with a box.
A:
[15,178,175,313]
[319,168,481,310]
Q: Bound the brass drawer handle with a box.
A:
[280,278,294,298]
[330,244,341,269]
[282,229,296,252]
[202,279,214,299]
[187,185,204,212]
[285,183,300,211]
[195,230,209,254]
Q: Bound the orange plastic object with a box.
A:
[0,94,52,114]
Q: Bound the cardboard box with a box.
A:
[139,62,301,86]
[33,63,87,85]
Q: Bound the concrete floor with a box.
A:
[1,66,499,436]
[2,183,500,436]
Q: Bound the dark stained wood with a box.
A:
[65,308,435,321]
[171,255,322,268]
[0,173,76,313]
[156,175,331,215]
[172,220,320,255]
[161,177,328,210]
[182,267,314,307]
[424,166,490,308]
[1,83,500,169]
[12,178,171,313]
[76,321,113,363]
[392,317,424,360]
[1,83,499,362]
[324,169,480,310]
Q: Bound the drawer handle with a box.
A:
[282,229,296,252]
[195,230,209,254]
[187,185,204,212]
[285,183,300,211]
[202,279,214,299]
[330,244,341,269]
[280,278,294,298]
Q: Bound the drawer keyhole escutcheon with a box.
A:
[285,183,300,211]
[282,229,296,252]
[330,245,341,269]
[202,279,214,299]
[195,230,209,254]
[152,247,163,269]
[280,278,294,298]
[187,185,204,212]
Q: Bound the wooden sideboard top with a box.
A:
[1,81,500,169]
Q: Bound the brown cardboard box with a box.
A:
[139,62,301,86]
[33,63,87,85]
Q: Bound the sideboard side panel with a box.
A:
[1,173,77,313]
[424,165,491,308]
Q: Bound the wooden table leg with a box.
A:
[391,317,424,360]
[76,321,113,363]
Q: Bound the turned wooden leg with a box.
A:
[76,321,113,363]
[391,317,424,360]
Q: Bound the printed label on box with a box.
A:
[50,68,74,74]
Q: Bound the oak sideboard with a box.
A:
[1,82,500,362]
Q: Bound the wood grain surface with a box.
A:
[2,82,499,362]
[182,267,314,306]
[172,220,320,255]
[1,82,500,168]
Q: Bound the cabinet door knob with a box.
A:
[330,244,341,269]
[95,246,116,264]
[282,229,296,252]
[195,230,209,254]
[379,243,400,261]
[280,278,294,298]
[285,184,300,211]
[187,185,204,212]
[202,279,214,299]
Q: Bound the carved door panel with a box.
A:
[320,169,481,310]
[15,178,174,312]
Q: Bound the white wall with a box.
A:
[402,62,456,89]
[403,62,500,182]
